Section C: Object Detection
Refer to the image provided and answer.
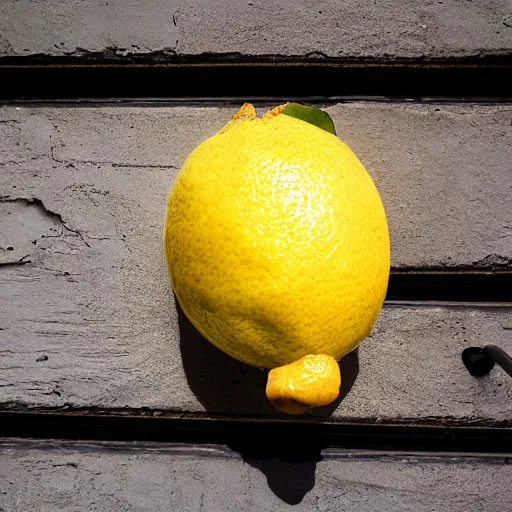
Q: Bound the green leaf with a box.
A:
[280,103,336,136]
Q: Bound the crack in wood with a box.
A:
[0,255,31,267]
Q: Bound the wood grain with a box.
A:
[1,1,511,63]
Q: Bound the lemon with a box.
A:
[164,103,390,414]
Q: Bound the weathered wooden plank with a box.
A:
[5,302,512,421]
[1,104,511,269]
[1,103,512,421]
[0,1,511,63]
[2,439,512,510]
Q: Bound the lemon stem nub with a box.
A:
[232,102,257,120]
[266,354,341,415]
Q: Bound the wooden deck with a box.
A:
[1,1,512,509]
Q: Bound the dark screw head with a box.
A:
[462,347,495,377]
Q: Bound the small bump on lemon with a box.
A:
[266,354,341,415]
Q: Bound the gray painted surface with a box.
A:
[1,103,512,421]
[1,103,511,269]
[2,439,512,510]
[0,1,511,61]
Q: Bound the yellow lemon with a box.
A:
[164,103,390,414]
